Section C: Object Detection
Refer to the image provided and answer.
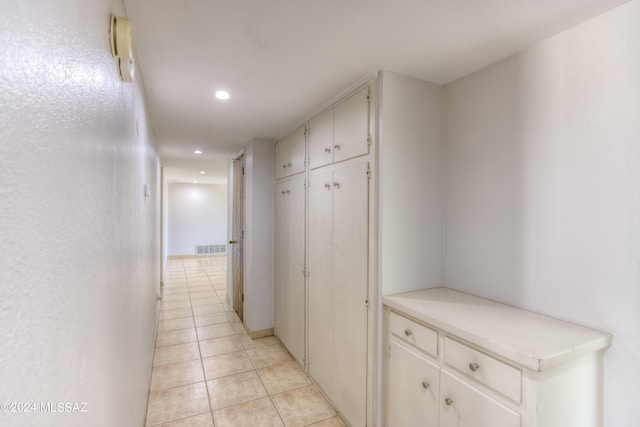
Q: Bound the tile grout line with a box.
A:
[186,257,218,426]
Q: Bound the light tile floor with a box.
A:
[145,256,347,427]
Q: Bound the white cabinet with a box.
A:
[274,175,305,364]
[274,81,375,427]
[384,288,611,427]
[309,159,369,427]
[308,86,370,169]
[388,340,440,427]
[275,125,306,179]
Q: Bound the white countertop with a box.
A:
[383,287,611,371]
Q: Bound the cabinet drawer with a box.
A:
[389,312,437,357]
[444,337,522,402]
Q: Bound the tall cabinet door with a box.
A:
[308,167,334,394]
[308,160,369,427]
[331,160,369,427]
[275,175,306,364]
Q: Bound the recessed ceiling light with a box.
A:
[193,180,198,184]
[200,171,206,174]
[215,90,230,100]
[194,150,202,154]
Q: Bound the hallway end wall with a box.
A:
[166,183,228,256]
[0,1,161,426]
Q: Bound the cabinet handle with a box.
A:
[334,144,341,150]
[229,240,237,244]
[286,190,290,195]
[325,147,331,153]
[333,182,340,189]
[283,164,287,168]
[324,183,331,190]
[281,190,286,195]
[468,362,480,372]
[287,162,292,167]
[422,381,430,389]
[445,398,453,406]
[404,329,412,337]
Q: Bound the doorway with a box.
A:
[230,154,244,320]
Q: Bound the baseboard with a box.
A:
[244,325,274,339]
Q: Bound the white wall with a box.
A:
[379,71,443,295]
[0,1,160,427]
[242,139,275,333]
[162,168,169,275]
[443,1,640,424]
[167,183,227,256]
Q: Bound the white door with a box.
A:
[388,340,440,427]
[440,371,520,427]
[331,160,369,427]
[333,86,370,163]
[308,160,369,427]
[275,175,306,364]
[308,167,334,394]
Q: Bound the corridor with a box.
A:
[145,256,345,427]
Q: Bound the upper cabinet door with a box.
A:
[333,86,370,163]
[308,109,334,170]
[275,125,306,179]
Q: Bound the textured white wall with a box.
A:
[167,183,228,256]
[443,1,640,424]
[379,71,443,295]
[0,1,160,426]
[243,139,275,333]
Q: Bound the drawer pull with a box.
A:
[444,398,453,406]
[468,362,480,372]
[404,329,413,337]
[334,144,341,150]
[421,381,430,389]
[325,147,331,153]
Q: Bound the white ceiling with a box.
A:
[123,0,628,183]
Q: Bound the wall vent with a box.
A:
[195,244,227,255]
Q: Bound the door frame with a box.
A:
[230,152,245,320]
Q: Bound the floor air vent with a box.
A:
[195,244,227,255]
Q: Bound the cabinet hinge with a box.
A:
[242,167,245,175]
[367,134,372,146]
[365,297,370,308]
[388,345,391,359]
[366,168,371,179]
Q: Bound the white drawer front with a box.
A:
[389,312,437,357]
[444,337,522,402]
